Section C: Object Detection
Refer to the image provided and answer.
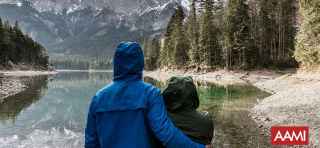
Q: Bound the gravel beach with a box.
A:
[0,76,26,103]
[0,71,57,102]
[251,71,320,146]
[144,69,281,86]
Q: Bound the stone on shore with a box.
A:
[0,76,26,102]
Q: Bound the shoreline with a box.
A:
[0,69,111,102]
[0,70,58,77]
[250,70,320,145]
[0,70,58,102]
[2,68,319,145]
[144,69,286,86]
[56,69,112,73]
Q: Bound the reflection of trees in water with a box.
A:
[199,84,271,147]
[43,72,114,132]
[0,76,48,122]
[54,72,89,81]
[53,72,113,83]
[212,105,271,148]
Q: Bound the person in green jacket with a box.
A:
[162,76,214,145]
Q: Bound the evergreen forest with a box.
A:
[144,0,319,71]
[0,18,49,70]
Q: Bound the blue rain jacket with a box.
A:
[85,42,205,148]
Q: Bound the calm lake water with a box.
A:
[0,71,271,148]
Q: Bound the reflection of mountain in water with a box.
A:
[53,71,112,82]
[0,76,48,121]
[51,72,113,89]
[0,72,116,148]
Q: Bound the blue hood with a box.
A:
[113,42,144,81]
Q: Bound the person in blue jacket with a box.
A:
[85,42,210,148]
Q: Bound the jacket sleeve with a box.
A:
[85,96,100,148]
[146,90,205,148]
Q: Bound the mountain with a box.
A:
[0,0,189,56]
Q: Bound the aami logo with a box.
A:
[271,126,309,145]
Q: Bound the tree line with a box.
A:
[0,18,49,70]
[144,0,300,70]
[50,55,113,70]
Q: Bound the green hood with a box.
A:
[162,76,200,112]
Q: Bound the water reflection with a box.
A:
[0,76,48,122]
[0,71,113,148]
[0,73,271,148]
[199,84,271,148]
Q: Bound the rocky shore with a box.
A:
[0,76,26,103]
[145,69,282,86]
[250,70,320,146]
[0,71,57,102]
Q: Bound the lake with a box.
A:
[0,71,271,148]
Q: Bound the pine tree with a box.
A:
[159,37,168,67]
[187,0,201,65]
[144,37,160,70]
[13,21,26,62]
[224,0,252,69]
[257,0,297,68]
[277,0,296,66]
[258,0,274,67]
[150,38,160,69]
[0,18,3,39]
[200,0,222,68]
[161,11,176,67]
[0,18,4,65]
[172,6,189,67]
[161,5,189,68]
[295,0,320,66]
[0,18,49,70]
[248,0,260,68]
[2,21,14,63]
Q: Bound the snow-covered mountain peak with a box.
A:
[25,0,185,15]
[0,0,191,56]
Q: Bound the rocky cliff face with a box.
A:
[0,0,188,56]
[29,0,172,14]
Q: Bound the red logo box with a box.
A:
[271,126,309,145]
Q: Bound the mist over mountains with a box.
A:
[0,0,188,56]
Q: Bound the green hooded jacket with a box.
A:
[162,76,214,144]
